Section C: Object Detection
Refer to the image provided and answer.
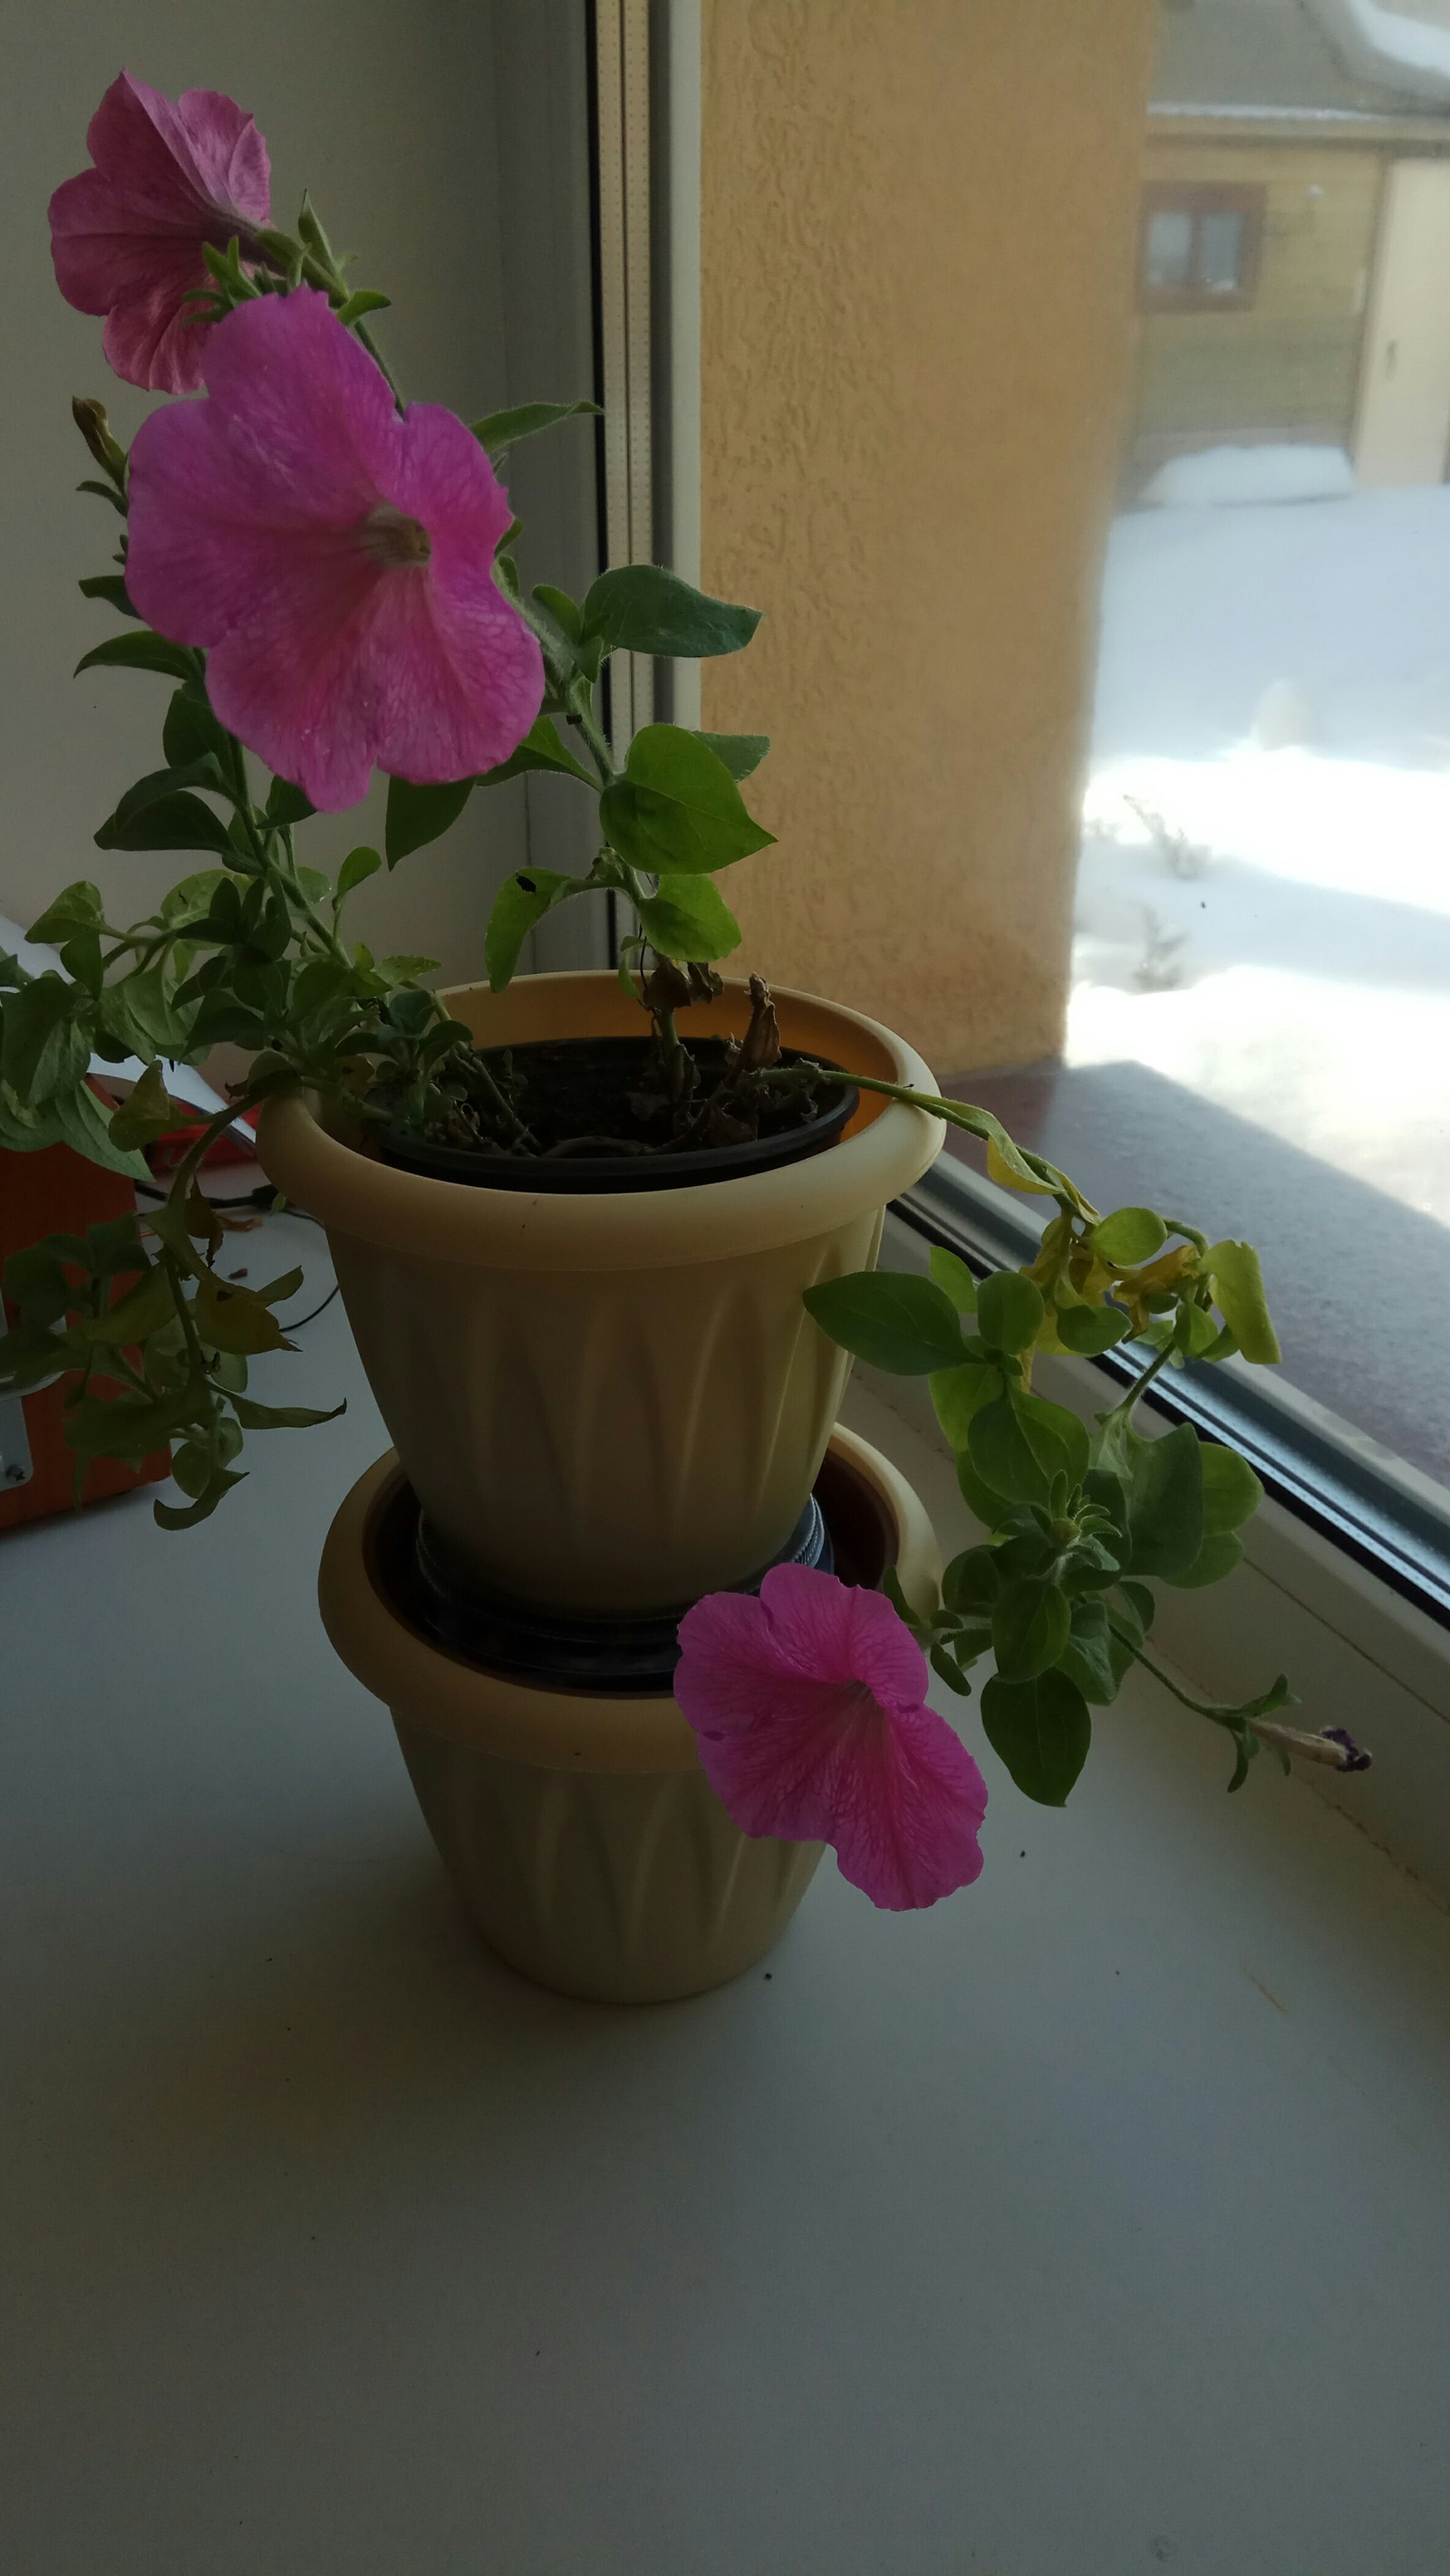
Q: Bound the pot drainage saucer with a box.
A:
[372,1487,833,1695]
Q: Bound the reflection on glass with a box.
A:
[948,2,1450,1510]
[1146,206,1193,288]
[1197,208,1242,293]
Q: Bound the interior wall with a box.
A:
[697,0,1156,1077]
[0,3,595,986]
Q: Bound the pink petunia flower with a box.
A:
[124,289,546,811]
[675,1565,989,1911]
[49,72,272,394]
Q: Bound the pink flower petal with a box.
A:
[125,291,544,810]
[675,1568,989,1912]
[49,72,270,392]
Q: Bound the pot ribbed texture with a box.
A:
[318,1427,942,2003]
[261,973,941,1614]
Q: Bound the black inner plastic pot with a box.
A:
[364,1446,894,1698]
[379,1036,857,1193]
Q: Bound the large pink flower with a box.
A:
[675,1565,989,1911]
[49,72,272,394]
[124,290,545,811]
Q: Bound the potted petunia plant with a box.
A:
[1,75,1369,1976]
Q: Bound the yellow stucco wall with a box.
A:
[697,0,1156,1076]
[1133,137,1386,461]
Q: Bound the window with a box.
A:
[920,126,1450,1626]
[1139,183,1262,310]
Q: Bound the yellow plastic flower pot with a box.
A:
[260,972,941,1614]
[318,1423,942,2004]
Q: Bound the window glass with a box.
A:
[937,1,1450,1565]
[1146,205,1194,288]
[1196,207,1243,293]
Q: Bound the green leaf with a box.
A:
[975,1268,1045,1355]
[266,775,314,826]
[3,1242,74,1325]
[691,730,769,781]
[968,1384,1087,1507]
[634,873,741,963]
[956,1442,1014,1532]
[484,868,580,992]
[1116,1577,1155,1636]
[228,1394,346,1430]
[1201,1443,1263,1534]
[155,1467,246,1530]
[601,725,775,875]
[75,631,202,685]
[78,574,138,617]
[336,844,382,900]
[114,758,227,828]
[63,1383,197,1461]
[476,713,597,790]
[942,1547,1000,1616]
[2,975,91,1105]
[1174,1301,1223,1361]
[1091,1206,1168,1267]
[992,1577,1072,1683]
[1126,1422,1205,1579]
[95,790,234,858]
[81,1259,176,1346]
[384,774,475,865]
[581,564,761,661]
[374,953,440,985]
[1204,1240,1281,1365]
[334,287,392,328]
[103,964,194,1059]
[802,1272,965,1375]
[1056,1596,1119,1705]
[76,478,127,515]
[1164,1529,1244,1591]
[470,398,599,458]
[383,987,436,1038]
[981,1669,1092,1807]
[1053,1301,1131,1356]
[0,1319,77,1393]
[157,868,234,929]
[49,1080,149,1180]
[928,1246,978,1315]
[931,1641,985,1698]
[108,1061,177,1152]
[160,686,227,773]
[930,1357,999,1449]
[189,1270,294,1356]
[533,584,583,640]
[27,882,104,945]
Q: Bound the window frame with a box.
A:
[1138,178,1265,314]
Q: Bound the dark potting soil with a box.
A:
[381,1035,857,1194]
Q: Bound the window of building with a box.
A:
[1139,183,1263,310]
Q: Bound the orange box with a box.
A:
[0,1135,170,1532]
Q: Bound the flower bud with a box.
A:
[72,396,127,487]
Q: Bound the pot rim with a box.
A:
[318,1424,942,1774]
[256,971,942,1271]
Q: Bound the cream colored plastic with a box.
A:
[318,1424,942,2005]
[260,973,941,1612]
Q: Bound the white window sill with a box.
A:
[4,1242,1449,2571]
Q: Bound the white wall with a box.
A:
[0,2,598,985]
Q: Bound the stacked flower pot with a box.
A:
[261,972,943,2002]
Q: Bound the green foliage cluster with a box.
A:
[0,148,1333,1785]
[0,227,777,1525]
[805,1183,1308,1803]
